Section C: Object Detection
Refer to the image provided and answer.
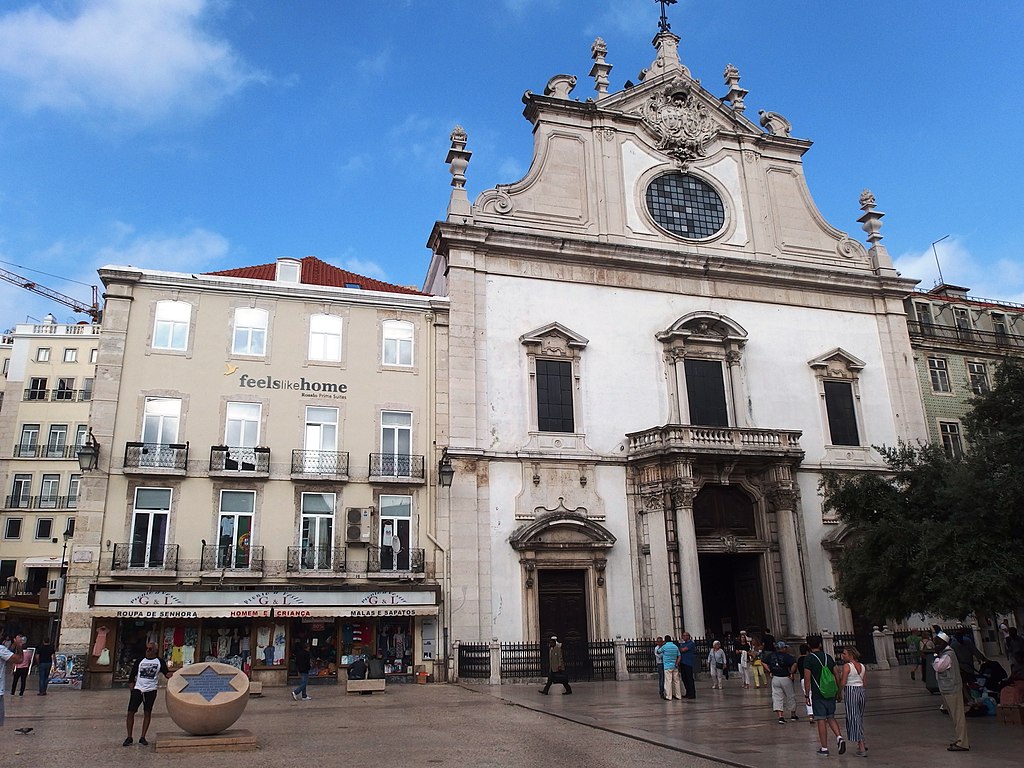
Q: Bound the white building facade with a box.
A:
[426,29,927,651]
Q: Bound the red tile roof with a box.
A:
[206,256,427,296]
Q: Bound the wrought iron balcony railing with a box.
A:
[3,494,75,510]
[209,446,270,473]
[368,453,425,479]
[111,543,179,571]
[286,546,347,572]
[12,443,78,459]
[124,442,189,470]
[200,543,264,571]
[21,389,89,402]
[290,450,350,477]
[367,545,425,573]
[907,320,1022,349]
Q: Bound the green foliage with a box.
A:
[820,360,1024,620]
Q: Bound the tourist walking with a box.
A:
[660,634,682,700]
[750,638,767,689]
[291,640,312,700]
[539,636,572,695]
[766,640,798,723]
[839,646,868,756]
[124,642,172,746]
[11,635,31,695]
[0,635,26,729]
[734,630,752,688]
[654,636,665,698]
[795,643,814,721]
[803,634,846,757]
[678,631,697,699]
[933,632,969,751]
[36,637,55,695]
[708,641,727,689]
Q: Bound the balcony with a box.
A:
[111,543,179,571]
[200,543,264,572]
[123,442,189,474]
[290,450,350,479]
[368,453,425,483]
[627,425,804,462]
[12,443,78,459]
[908,320,1023,350]
[209,446,270,476]
[21,389,91,402]
[3,494,77,510]
[367,546,425,574]
[286,546,347,572]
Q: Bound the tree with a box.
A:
[820,359,1024,622]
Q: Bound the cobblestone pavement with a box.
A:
[2,668,1020,766]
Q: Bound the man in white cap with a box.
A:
[538,636,571,695]
[933,632,969,751]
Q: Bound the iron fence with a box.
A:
[209,445,271,473]
[625,637,659,674]
[291,449,350,476]
[368,453,425,479]
[111,543,179,571]
[501,641,543,678]
[458,643,490,679]
[124,441,189,470]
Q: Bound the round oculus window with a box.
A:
[645,173,725,240]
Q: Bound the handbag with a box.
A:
[716,661,725,670]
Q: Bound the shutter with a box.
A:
[536,359,574,433]
[823,380,859,446]
[684,359,729,427]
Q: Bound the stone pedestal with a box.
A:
[165,662,250,736]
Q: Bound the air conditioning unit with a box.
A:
[345,507,373,544]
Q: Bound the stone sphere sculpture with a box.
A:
[165,662,250,735]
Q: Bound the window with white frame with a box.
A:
[141,397,181,467]
[35,517,53,540]
[226,402,261,447]
[46,425,68,457]
[90,348,98,363]
[37,347,50,362]
[27,377,47,400]
[809,349,867,451]
[4,517,22,539]
[303,406,339,472]
[940,422,964,460]
[217,490,255,568]
[952,307,974,339]
[300,492,335,569]
[379,494,411,571]
[80,377,94,401]
[74,425,88,449]
[153,300,191,351]
[9,474,31,508]
[967,361,989,395]
[915,303,934,334]
[379,411,412,476]
[18,424,39,456]
[232,307,269,356]
[68,475,81,508]
[39,474,60,508]
[992,313,1008,339]
[382,320,414,366]
[63,348,78,363]
[928,357,951,393]
[130,487,171,568]
[55,377,75,401]
[308,314,343,361]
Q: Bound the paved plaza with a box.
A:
[2,668,1020,766]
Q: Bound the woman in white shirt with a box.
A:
[708,641,727,689]
[838,646,868,757]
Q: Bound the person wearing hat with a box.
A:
[538,636,571,695]
[766,640,798,724]
[933,632,970,751]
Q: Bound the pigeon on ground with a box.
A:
[15,727,34,734]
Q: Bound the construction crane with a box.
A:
[0,265,101,321]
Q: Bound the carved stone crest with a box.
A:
[638,82,716,166]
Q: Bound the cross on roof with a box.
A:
[656,0,677,32]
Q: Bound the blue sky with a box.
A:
[1,0,1022,326]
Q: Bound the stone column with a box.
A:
[614,636,629,681]
[872,627,890,669]
[673,486,705,637]
[452,640,461,682]
[767,474,809,636]
[822,629,836,657]
[488,637,501,686]
[725,350,748,427]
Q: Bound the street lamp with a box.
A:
[76,428,100,471]
[437,448,455,488]
[54,521,74,647]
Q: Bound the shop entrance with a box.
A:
[698,553,765,640]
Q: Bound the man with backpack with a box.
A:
[803,635,846,757]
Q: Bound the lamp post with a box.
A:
[437,448,454,488]
[76,428,100,472]
[54,521,74,647]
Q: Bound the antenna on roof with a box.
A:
[931,234,950,285]
[656,0,677,33]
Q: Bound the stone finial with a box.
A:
[857,188,884,245]
[544,74,577,100]
[651,29,683,74]
[445,125,472,218]
[722,63,748,113]
[758,110,792,138]
[589,37,613,99]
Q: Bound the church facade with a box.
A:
[426,27,927,649]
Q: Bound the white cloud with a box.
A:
[357,49,392,77]
[96,226,230,273]
[340,256,388,282]
[497,156,527,183]
[894,237,1024,305]
[0,0,265,127]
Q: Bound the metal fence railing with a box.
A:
[625,637,659,674]
[458,643,490,679]
[500,642,543,679]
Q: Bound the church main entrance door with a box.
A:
[698,553,765,640]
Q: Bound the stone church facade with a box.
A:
[425,27,926,648]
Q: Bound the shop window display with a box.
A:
[114,621,160,681]
[289,619,339,679]
[379,620,413,674]
[161,623,199,672]
[202,621,252,672]
[253,622,287,668]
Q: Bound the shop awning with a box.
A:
[0,600,53,616]
[22,556,63,568]
[91,605,440,620]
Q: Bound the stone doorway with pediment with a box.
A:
[510,511,615,643]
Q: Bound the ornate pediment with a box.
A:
[509,511,616,552]
[636,79,717,166]
[520,322,590,357]
[807,348,866,379]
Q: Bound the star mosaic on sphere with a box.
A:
[178,666,239,702]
